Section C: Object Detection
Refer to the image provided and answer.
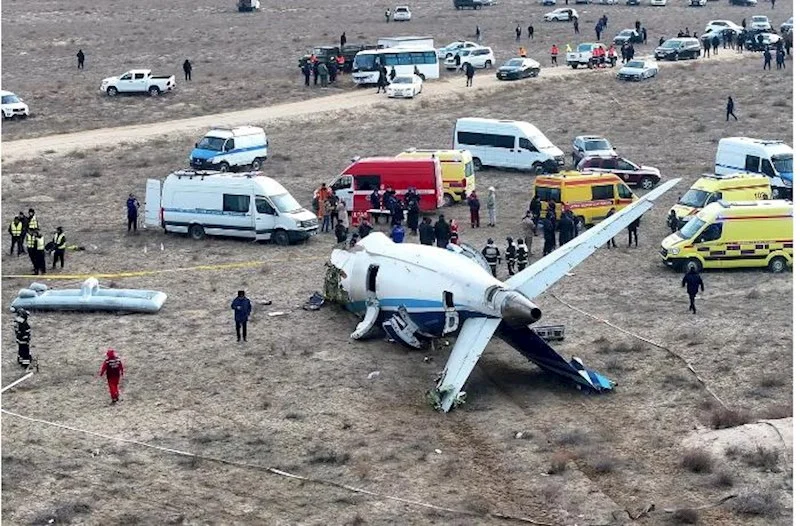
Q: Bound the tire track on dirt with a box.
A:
[1,51,747,164]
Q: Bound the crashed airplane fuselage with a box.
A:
[325,179,681,412]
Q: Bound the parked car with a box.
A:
[496,58,541,80]
[744,30,783,50]
[780,17,793,33]
[100,69,176,97]
[575,0,591,4]
[689,0,707,6]
[596,0,619,5]
[1,90,29,120]
[189,126,269,171]
[650,0,666,6]
[437,40,479,59]
[626,0,641,4]
[476,0,496,4]
[544,8,578,21]
[566,42,607,68]
[237,0,260,11]
[454,0,484,8]
[616,59,659,81]
[729,0,757,6]
[706,20,744,33]
[700,27,738,43]
[393,6,411,21]
[387,74,423,98]
[572,136,616,166]
[444,47,495,69]
[577,155,662,190]
[654,38,701,60]
[750,15,772,31]
[613,29,643,45]
[541,0,558,5]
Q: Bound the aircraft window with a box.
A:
[443,291,454,308]
[367,265,379,292]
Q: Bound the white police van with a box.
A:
[145,171,317,245]
[189,126,268,172]
[715,137,793,198]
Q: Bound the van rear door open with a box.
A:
[144,179,162,228]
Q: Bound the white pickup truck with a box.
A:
[566,42,607,69]
[100,69,176,97]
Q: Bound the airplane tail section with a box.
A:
[497,322,615,392]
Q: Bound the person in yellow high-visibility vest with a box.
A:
[27,208,39,231]
[25,229,37,271]
[8,216,24,256]
[52,227,67,269]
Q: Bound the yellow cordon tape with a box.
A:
[1,258,323,280]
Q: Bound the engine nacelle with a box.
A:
[499,291,542,327]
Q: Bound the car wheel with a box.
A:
[8,114,16,121]
[684,258,703,273]
[532,68,540,77]
[251,158,262,170]
[532,162,544,175]
[272,229,290,246]
[473,158,483,171]
[571,64,578,69]
[640,176,656,190]
[444,194,456,206]
[107,87,119,96]
[148,86,161,97]
[768,256,788,273]
[218,162,230,172]
[188,224,205,240]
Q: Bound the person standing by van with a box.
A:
[126,194,140,233]
[464,61,475,87]
[726,96,738,122]
[405,188,420,235]
[370,188,382,223]
[668,210,680,233]
[682,267,704,314]
[522,211,535,251]
[434,215,450,248]
[529,195,542,236]
[467,191,480,227]
[377,66,388,94]
[231,290,252,343]
[419,217,435,245]
[301,61,312,86]
[334,219,348,244]
[486,187,497,227]
[558,212,573,246]
[336,198,349,230]
[316,183,331,230]
[543,216,557,256]
[319,62,330,87]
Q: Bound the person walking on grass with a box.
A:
[726,96,738,121]
[550,44,559,66]
[464,61,475,87]
[98,348,124,404]
[231,290,252,343]
[682,267,704,314]
[77,49,85,70]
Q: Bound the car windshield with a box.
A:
[445,42,462,50]
[196,136,226,151]
[506,59,525,66]
[392,77,414,84]
[396,7,409,11]
[354,54,378,70]
[626,61,645,68]
[578,44,593,52]
[585,139,612,151]
[678,189,711,208]
[772,155,793,173]
[662,40,682,49]
[621,30,633,36]
[1,94,20,104]
[753,16,767,22]
[271,193,303,214]
[677,217,707,240]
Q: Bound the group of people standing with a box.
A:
[7,209,66,274]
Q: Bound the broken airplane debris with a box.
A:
[324,179,680,412]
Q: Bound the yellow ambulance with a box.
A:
[396,149,476,205]
[532,171,637,227]
[660,200,793,273]
[669,173,772,227]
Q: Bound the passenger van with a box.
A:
[669,173,771,226]
[661,200,793,273]
[144,171,317,245]
[329,157,444,218]
[395,149,476,204]
[189,126,269,172]
[532,171,637,227]
[453,118,566,173]
[715,137,793,198]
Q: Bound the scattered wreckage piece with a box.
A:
[10,277,167,313]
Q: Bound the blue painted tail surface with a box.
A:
[497,322,615,392]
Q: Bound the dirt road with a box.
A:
[1,50,745,164]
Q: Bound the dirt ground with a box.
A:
[1,0,793,140]
[1,49,793,526]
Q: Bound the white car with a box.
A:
[444,47,495,69]
[650,0,666,6]
[100,69,176,96]
[750,15,772,31]
[780,17,793,33]
[437,40,479,59]
[705,20,744,33]
[387,74,423,98]
[689,0,706,6]
[393,6,411,21]
[541,0,557,5]
[596,0,619,5]
[616,59,659,81]
[544,8,578,21]
[1,90,30,120]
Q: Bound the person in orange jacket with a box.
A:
[98,348,124,404]
[519,46,527,57]
[449,219,460,245]
[550,44,559,66]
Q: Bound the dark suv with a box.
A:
[654,37,701,61]
[577,155,662,190]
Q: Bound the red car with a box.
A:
[576,155,662,190]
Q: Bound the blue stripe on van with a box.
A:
[163,207,248,217]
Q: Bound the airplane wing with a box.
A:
[504,178,681,300]
[428,316,502,412]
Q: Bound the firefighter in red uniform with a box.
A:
[98,348,124,404]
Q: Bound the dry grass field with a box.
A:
[1,45,793,526]
[1,0,792,140]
